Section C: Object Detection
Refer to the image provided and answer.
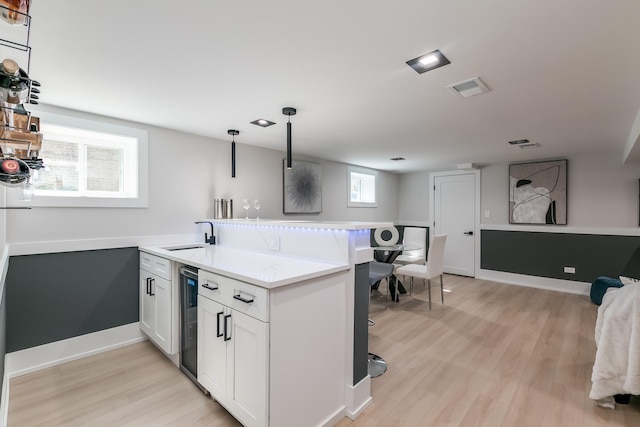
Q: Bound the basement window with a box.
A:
[348,166,377,207]
[7,111,148,208]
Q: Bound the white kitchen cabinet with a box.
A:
[198,272,268,427]
[139,252,173,354]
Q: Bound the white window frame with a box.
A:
[347,165,377,207]
[7,110,149,208]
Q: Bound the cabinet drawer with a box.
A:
[140,252,172,280]
[199,270,225,305]
[199,270,269,323]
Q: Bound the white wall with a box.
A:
[399,153,640,229]
[7,106,399,246]
[212,139,399,222]
[480,153,640,227]
[397,171,430,225]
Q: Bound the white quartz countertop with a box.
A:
[139,244,350,289]
[206,219,393,230]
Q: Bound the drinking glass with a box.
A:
[242,199,250,220]
[254,199,260,220]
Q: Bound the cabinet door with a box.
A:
[227,310,269,427]
[198,295,227,400]
[139,271,155,337]
[152,275,172,354]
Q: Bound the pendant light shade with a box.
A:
[228,129,239,178]
[282,107,296,169]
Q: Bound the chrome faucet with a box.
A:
[194,221,216,245]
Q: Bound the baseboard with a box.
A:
[322,405,347,427]
[345,375,372,420]
[476,269,591,295]
[0,365,8,427]
[5,322,146,378]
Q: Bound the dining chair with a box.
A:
[395,234,447,310]
[394,227,427,266]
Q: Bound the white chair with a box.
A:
[395,234,447,310]
[394,227,427,266]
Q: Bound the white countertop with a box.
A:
[139,244,350,289]
[206,219,393,230]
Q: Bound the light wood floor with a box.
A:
[8,275,640,426]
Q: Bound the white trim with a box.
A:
[429,169,481,277]
[354,247,373,265]
[345,375,372,419]
[7,233,199,256]
[5,323,146,378]
[0,249,7,427]
[320,406,347,427]
[0,250,7,307]
[480,223,640,236]
[0,365,8,427]
[476,269,590,295]
[397,220,430,227]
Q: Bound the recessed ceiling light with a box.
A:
[390,157,405,161]
[406,49,450,74]
[251,119,276,127]
[419,55,439,66]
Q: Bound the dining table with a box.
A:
[372,243,421,301]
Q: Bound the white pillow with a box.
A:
[619,276,640,286]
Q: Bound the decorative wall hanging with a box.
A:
[509,159,567,224]
[283,159,321,214]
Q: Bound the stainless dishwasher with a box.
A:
[179,265,208,394]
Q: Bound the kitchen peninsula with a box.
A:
[139,219,391,427]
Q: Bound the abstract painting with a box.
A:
[283,159,322,214]
[509,159,567,224]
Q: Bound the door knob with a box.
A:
[464,231,474,236]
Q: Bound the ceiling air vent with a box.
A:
[518,142,541,149]
[508,139,541,149]
[446,77,490,98]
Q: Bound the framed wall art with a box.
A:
[509,159,567,225]
[283,159,322,214]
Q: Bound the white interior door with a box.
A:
[433,172,477,277]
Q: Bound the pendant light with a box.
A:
[282,107,296,169]
[228,129,239,178]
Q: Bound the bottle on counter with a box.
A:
[214,199,224,219]
[225,199,233,218]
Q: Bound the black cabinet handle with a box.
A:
[224,314,232,341]
[216,311,224,338]
[202,283,219,291]
[464,231,474,236]
[150,278,155,296]
[146,277,151,295]
[233,294,254,304]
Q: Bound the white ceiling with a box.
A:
[12,0,640,172]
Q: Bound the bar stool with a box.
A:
[368,261,394,377]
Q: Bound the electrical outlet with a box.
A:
[268,237,280,251]
[564,266,576,274]
[484,210,491,218]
